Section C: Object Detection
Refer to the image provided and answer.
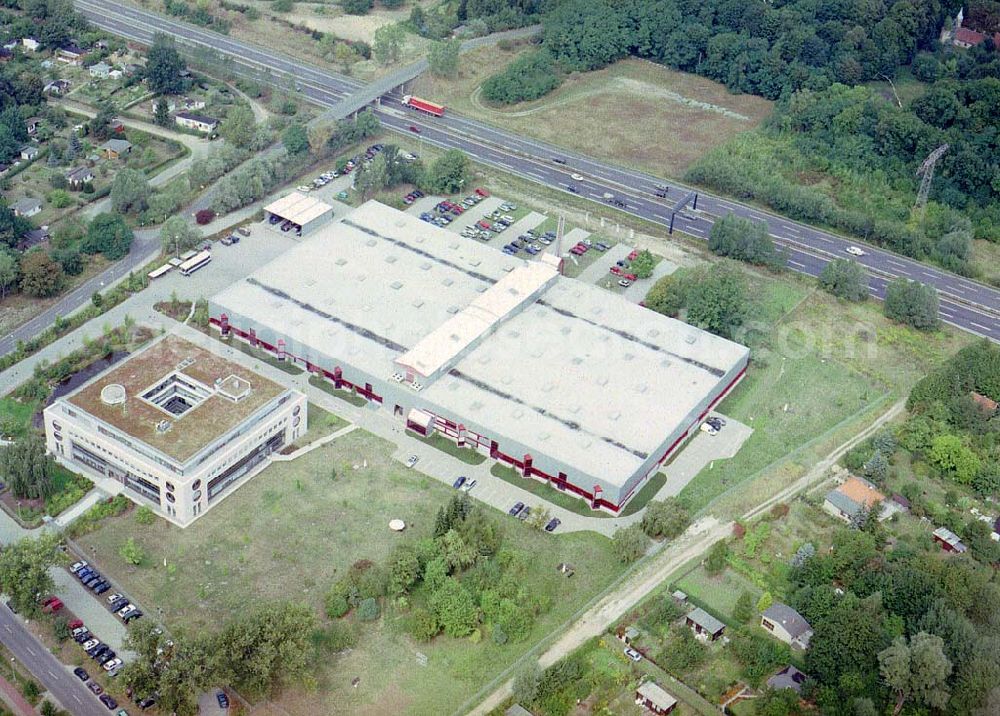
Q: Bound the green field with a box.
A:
[675,566,761,624]
[77,430,622,715]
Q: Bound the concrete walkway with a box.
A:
[54,488,108,528]
[0,675,36,716]
[272,423,358,462]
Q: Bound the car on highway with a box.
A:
[508,502,525,517]
[405,455,419,468]
[452,476,466,490]
[624,647,643,662]
[570,173,584,181]
[551,157,566,164]
[73,667,89,681]
[845,246,866,256]
[567,185,578,193]
[544,518,561,532]
[409,125,420,133]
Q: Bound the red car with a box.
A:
[409,125,421,133]
[570,246,585,255]
[610,266,623,276]
[41,596,63,613]
[68,619,84,629]
[475,188,489,197]
[625,273,638,281]
[627,250,639,261]
[575,243,589,252]
[477,220,491,229]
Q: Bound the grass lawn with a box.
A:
[674,566,761,624]
[620,473,668,517]
[307,375,368,406]
[491,463,610,518]
[411,55,773,178]
[288,402,348,450]
[0,395,40,439]
[680,264,976,517]
[76,429,622,715]
[408,429,487,465]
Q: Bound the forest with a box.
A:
[476,0,1000,274]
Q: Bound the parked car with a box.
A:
[508,502,525,517]
[405,455,419,468]
[544,518,561,532]
[296,185,311,192]
[75,631,93,644]
[624,647,643,662]
[123,611,143,624]
[109,597,129,612]
[93,581,111,595]
[452,476,466,489]
[236,226,251,237]
[73,667,89,681]
[619,280,632,288]
[103,658,123,673]
[461,479,477,492]
[518,507,532,521]
[99,693,118,710]
[82,639,99,651]
[117,604,136,618]
[87,681,103,695]
[137,696,157,710]
[216,691,230,709]
[475,188,489,197]
[700,422,718,436]
[41,596,63,613]
[72,626,89,637]
[70,561,88,574]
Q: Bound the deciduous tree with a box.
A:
[146,34,187,95]
[0,533,61,613]
[612,523,648,564]
[159,216,201,256]
[878,632,951,715]
[19,250,64,298]
[110,168,150,215]
[819,258,869,301]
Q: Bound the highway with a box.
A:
[70,0,1000,341]
[0,606,111,716]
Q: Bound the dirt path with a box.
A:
[229,84,270,124]
[465,397,906,716]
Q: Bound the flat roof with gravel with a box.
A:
[212,201,748,487]
[65,334,286,463]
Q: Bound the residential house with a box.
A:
[19,228,49,251]
[12,197,42,218]
[99,139,132,160]
[66,166,95,188]
[761,603,813,649]
[971,391,998,417]
[635,681,678,715]
[153,96,206,113]
[56,44,87,65]
[618,626,640,646]
[25,117,42,136]
[767,665,808,694]
[949,8,1000,49]
[823,476,895,523]
[504,706,534,716]
[685,607,726,641]
[932,526,968,554]
[20,146,39,161]
[21,37,40,52]
[89,61,112,79]
[0,47,12,62]
[175,111,219,133]
[43,79,71,95]
[108,68,123,80]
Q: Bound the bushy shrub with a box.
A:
[481,50,562,104]
[195,208,215,225]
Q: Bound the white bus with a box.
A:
[147,264,173,280]
[179,250,212,277]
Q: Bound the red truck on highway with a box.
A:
[402,95,446,117]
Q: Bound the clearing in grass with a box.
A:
[76,429,622,715]
[411,54,773,177]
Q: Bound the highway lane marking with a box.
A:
[686,226,705,235]
[970,321,992,333]
[922,271,938,279]
[886,259,908,270]
[788,259,806,268]
[47,669,57,678]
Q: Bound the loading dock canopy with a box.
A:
[264,192,332,227]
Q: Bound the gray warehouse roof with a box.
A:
[212,201,749,488]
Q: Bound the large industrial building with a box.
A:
[43,335,307,527]
[209,202,749,512]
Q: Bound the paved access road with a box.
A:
[0,607,110,716]
[71,0,1000,341]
